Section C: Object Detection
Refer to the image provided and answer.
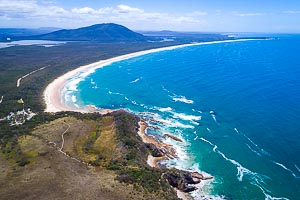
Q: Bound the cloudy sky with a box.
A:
[0,0,300,32]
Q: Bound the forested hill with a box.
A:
[29,23,147,42]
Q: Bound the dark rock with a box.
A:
[145,143,163,157]
[182,185,197,193]
[191,171,213,180]
[163,171,199,193]
[163,134,183,142]
[164,172,181,187]
[183,172,200,184]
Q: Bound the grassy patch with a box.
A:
[75,116,120,166]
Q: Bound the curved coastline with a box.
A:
[43,38,260,113]
[43,38,263,199]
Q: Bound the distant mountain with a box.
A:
[0,28,61,42]
[30,23,147,42]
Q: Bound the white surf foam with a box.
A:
[191,121,200,126]
[114,92,124,96]
[192,109,203,113]
[200,137,283,199]
[210,111,217,123]
[130,77,140,83]
[161,85,171,93]
[152,116,195,129]
[241,133,271,157]
[71,95,77,103]
[53,39,263,113]
[172,112,202,121]
[91,84,99,89]
[234,128,239,134]
[242,133,259,147]
[200,137,266,182]
[253,182,290,200]
[108,90,124,96]
[192,194,227,200]
[295,164,300,173]
[273,161,300,178]
[178,163,224,200]
[172,96,194,104]
[162,156,219,200]
[90,78,96,85]
[155,106,172,112]
[264,194,290,200]
[163,137,188,158]
[260,148,271,157]
[65,78,82,92]
[206,128,212,133]
[200,137,214,146]
[63,68,98,99]
[169,120,195,129]
[246,144,262,157]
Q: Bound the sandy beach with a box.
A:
[43,39,258,113]
[42,39,256,200]
[138,121,168,167]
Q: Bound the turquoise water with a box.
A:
[66,37,300,199]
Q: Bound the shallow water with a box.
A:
[0,40,65,48]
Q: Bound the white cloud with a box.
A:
[0,0,69,18]
[71,6,114,15]
[187,11,207,17]
[0,0,37,13]
[0,1,207,30]
[72,7,96,14]
[116,4,143,13]
[174,16,201,23]
[283,10,300,14]
[232,11,265,17]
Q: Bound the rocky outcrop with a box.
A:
[138,119,214,195]
[145,143,163,157]
[163,171,213,193]
[163,134,183,142]
[163,171,198,192]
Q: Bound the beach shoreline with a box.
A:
[43,39,260,113]
[42,38,261,200]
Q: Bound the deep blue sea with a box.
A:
[65,36,300,199]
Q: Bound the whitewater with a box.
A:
[57,36,300,199]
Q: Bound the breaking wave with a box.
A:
[130,77,141,83]
[71,95,77,103]
[154,106,173,112]
[199,137,281,199]
[172,112,202,121]
[272,161,300,179]
[172,96,194,104]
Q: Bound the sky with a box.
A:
[0,0,300,32]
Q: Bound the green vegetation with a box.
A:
[0,41,185,147]
[0,110,179,199]
[0,41,184,116]
[0,33,232,199]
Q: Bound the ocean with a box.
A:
[64,35,300,199]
